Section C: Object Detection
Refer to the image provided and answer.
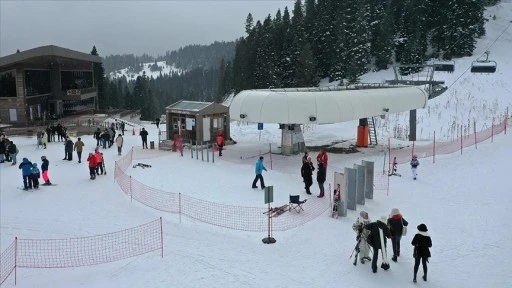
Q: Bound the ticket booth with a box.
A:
[165,100,230,144]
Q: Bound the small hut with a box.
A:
[165,100,230,144]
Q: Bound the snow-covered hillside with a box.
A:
[109,61,182,80]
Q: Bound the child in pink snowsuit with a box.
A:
[40,156,52,185]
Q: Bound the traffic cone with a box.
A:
[132,128,135,135]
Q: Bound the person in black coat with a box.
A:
[316,161,326,198]
[301,156,315,195]
[64,137,74,161]
[365,216,392,273]
[140,128,149,149]
[412,224,432,283]
[387,208,408,262]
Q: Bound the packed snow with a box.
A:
[2,2,512,288]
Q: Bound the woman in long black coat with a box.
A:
[411,223,432,283]
[301,156,314,195]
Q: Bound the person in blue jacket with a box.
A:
[252,156,267,189]
[18,157,33,190]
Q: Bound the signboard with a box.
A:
[66,89,81,96]
[258,123,264,130]
[264,186,274,204]
[203,117,211,140]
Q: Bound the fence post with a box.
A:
[474,120,477,149]
[269,143,272,170]
[460,125,463,155]
[130,176,132,202]
[388,138,391,175]
[190,140,193,159]
[207,143,210,162]
[14,237,17,286]
[411,141,415,158]
[433,131,436,164]
[160,217,164,258]
[179,193,182,224]
[492,118,494,143]
[212,146,215,163]
[196,141,199,160]
[201,141,204,161]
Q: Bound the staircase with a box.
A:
[367,117,378,145]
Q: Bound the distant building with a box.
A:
[0,45,102,126]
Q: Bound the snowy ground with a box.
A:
[2,2,512,288]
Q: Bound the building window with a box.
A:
[25,70,51,96]
[9,108,17,122]
[0,70,16,98]
[61,70,93,90]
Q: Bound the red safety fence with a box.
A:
[389,114,508,171]
[115,151,331,232]
[0,240,16,286]
[0,219,163,286]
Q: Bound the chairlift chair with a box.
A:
[471,61,497,73]
[471,51,497,73]
[433,60,455,73]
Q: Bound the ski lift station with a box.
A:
[229,86,428,155]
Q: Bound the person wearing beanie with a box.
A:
[40,156,52,185]
[30,163,41,189]
[74,137,85,163]
[316,161,326,198]
[412,224,432,283]
[364,216,392,273]
[352,211,372,264]
[252,156,267,189]
[387,208,409,262]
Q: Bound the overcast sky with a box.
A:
[0,0,294,57]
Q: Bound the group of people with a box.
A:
[300,149,328,198]
[0,133,18,165]
[17,156,52,190]
[352,209,432,283]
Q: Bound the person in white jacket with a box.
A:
[410,155,420,180]
[352,211,372,264]
[115,134,124,156]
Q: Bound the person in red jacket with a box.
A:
[94,150,104,175]
[316,148,328,170]
[87,153,97,180]
[216,130,225,157]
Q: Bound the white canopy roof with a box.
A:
[229,86,428,124]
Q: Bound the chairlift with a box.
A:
[433,60,455,73]
[471,51,497,73]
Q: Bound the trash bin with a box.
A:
[150,141,155,150]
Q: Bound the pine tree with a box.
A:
[295,43,318,87]
[91,46,106,110]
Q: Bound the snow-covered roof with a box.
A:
[229,86,428,124]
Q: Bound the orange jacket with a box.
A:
[216,135,224,147]
[87,155,97,167]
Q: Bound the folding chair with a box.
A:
[289,195,307,213]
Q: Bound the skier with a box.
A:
[387,208,408,262]
[412,224,432,283]
[115,134,124,156]
[316,161,326,198]
[365,216,392,273]
[31,163,41,189]
[8,141,17,165]
[64,136,74,161]
[41,131,48,149]
[87,152,97,179]
[216,130,225,157]
[94,128,102,147]
[94,150,104,175]
[40,156,52,185]
[74,137,85,163]
[251,156,267,189]
[410,155,419,180]
[352,211,372,264]
[18,157,33,190]
[140,128,149,149]
[301,156,314,195]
